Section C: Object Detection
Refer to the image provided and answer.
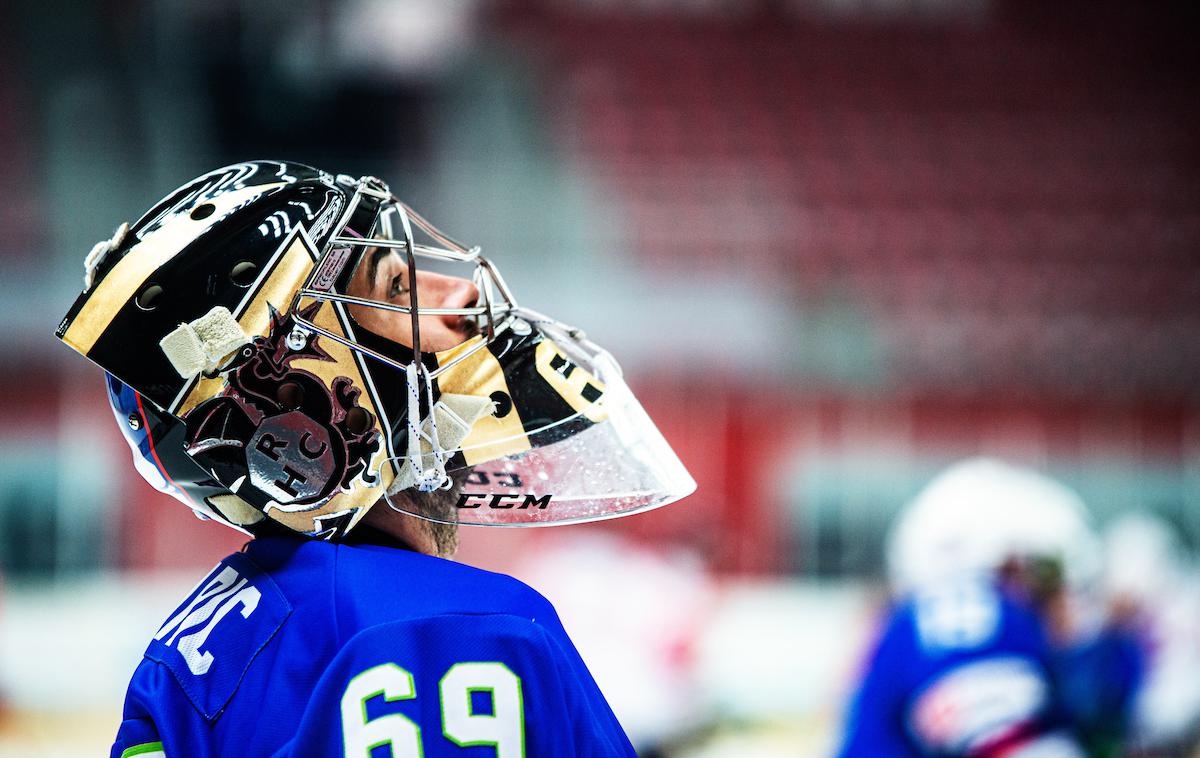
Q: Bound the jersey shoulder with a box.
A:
[141,549,294,721]
[113,548,297,757]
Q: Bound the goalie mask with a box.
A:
[57,160,695,539]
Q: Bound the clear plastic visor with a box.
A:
[386,344,696,526]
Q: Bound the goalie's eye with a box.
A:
[389,273,408,299]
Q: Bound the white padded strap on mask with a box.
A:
[83,222,129,291]
[159,306,250,378]
[390,373,493,495]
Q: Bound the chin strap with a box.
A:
[389,363,495,496]
[405,362,451,492]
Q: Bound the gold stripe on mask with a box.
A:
[535,339,608,423]
[436,337,531,466]
[61,183,288,358]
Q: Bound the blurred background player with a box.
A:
[837,458,1142,758]
[1103,513,1200,757]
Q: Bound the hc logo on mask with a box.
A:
[247,411,335,503]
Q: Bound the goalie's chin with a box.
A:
[363,479,465,558]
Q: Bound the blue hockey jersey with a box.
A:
[837,579,1083,758]
[112,536,634,757]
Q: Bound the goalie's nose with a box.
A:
[416,271,479,331]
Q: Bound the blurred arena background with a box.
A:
[1,0,1198,755]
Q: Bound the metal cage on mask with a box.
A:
[288,178,511,495]
[288,176,695,527]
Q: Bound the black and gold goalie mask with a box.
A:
[56,161,695,539]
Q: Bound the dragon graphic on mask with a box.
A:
[183,303,380,512]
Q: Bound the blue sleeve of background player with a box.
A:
[836,610,923,758]
[276,612,634,757]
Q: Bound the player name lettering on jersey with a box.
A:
[154,564,262,675]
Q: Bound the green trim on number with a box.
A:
[121,742,165,758]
